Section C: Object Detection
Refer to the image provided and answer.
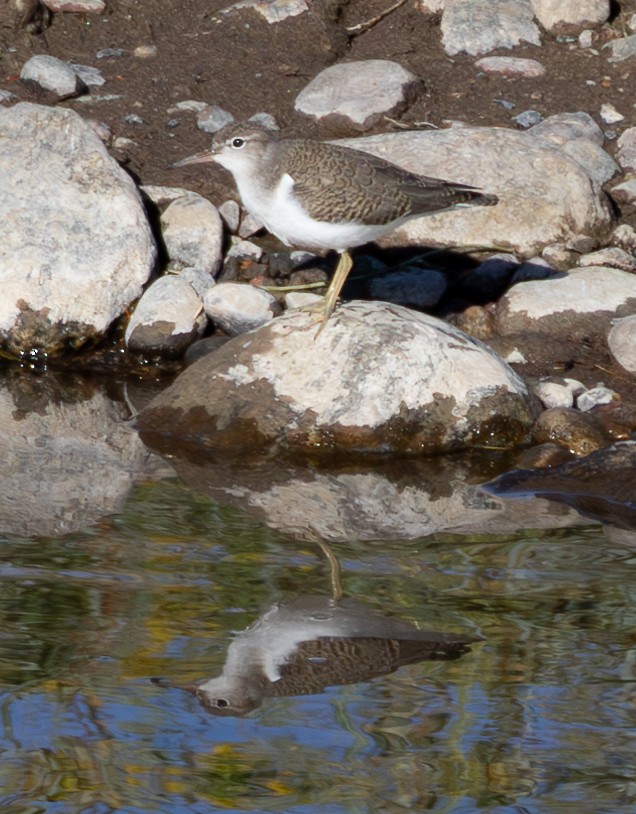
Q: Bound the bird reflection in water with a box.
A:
[153,542,478,717]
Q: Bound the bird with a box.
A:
[152,595,478,716]
[172,120,498,326]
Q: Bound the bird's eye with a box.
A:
[231,138,245,149]
[215,698,230,708]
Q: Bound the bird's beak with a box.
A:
[151,676,200,695]
[169,149,216,169]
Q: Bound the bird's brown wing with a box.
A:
[281,140,496,225]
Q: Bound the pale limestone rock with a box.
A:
[341,127,612,257]
[475,56,546,77]
[219,0,308,23]
[218,199,241,233]
[441,0,540,56]
[20,54,86,99]
[535,381,575,409]
[42,0,105,10]
[578,247,636,272]
[495,267,636,336]
[600,103,624,124]
[295,60,418,130]
[576,385,618,411]
[608,315,636,373]
[0,103,156,355]
[616,127,636,172]
[606,35,636,62]
[126,275,206,357]
[530,0,609,34]
[197,105,234,134]
[160,193,224,274]
[138,301,538,456]
[203,281,278,335]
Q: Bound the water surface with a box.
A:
[1,376,635,813]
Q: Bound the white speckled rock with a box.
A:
[0,103,156,355]
[160,193,224,275]
[295,60,418,130]
[608,315,636,374]
[616,127,636,172]
[530,0,609,34]
[20,54,86,99]
[534,381,575,409]
[196,105,234,134]
[218,199,241,233]
[126,275,206,357]
[284,291,323,310]
[42,0,105,10]
[612,224,636,251]
[418,0,445,11]
[475,56,545,77]
[220,0,308,23]
[610,177,636,206]
[341,126,613,257]
[203,281,279,336]
[578,247,636,272]
[529,111,604,146]
[178,267,215,299]
[441,0,540,56]
[600,103,624,124]
[605,34,636,62]
[495,267,636,337]
[528,112,618,191]
[576,385,618,411]
[137,301,539,456]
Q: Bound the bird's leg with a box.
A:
[321,250,353,324]
[314,539,343,602]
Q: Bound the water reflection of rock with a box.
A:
[154,596,478,716]
[484,441,636,532]
[0,371,167,537]
[139,436,586,542]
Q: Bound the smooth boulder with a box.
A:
[137,301,539,457]
[0,103,156,355]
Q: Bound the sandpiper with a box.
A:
[173,121,498,324]
[153,596,477,716]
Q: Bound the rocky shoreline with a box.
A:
[1,0,636,467]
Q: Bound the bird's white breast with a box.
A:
[234,171,395,252]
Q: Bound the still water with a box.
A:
[1,378,635,813]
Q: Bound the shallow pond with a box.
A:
[1,374,635,814]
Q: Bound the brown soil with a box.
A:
[2,0,636,202]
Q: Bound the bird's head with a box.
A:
[195,674,269,717]
[171,121,279,177]
[152,673,268,717]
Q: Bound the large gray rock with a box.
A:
[137,301,539,456]
[341,126,613,257]
[0,103,156,355]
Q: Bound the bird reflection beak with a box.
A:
[169,149,216,169]
[151,676,200,695]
